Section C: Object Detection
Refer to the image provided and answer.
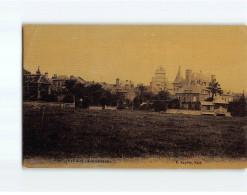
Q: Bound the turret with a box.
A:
[116,78,120,86]
[185,69,192,85]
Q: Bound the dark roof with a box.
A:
[173,66,184,84]
[24,74,41,83]
[23,69,31,75]
[24,74,52,85]
[52,75,69,81]
[176,84,203,94]
[38,75,52,84]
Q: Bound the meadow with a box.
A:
[23,103,247,159]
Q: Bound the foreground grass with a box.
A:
[23,103,247,159]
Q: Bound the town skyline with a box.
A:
[23,25,247,93]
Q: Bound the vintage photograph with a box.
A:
[23,25,247,168]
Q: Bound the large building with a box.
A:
[23,67,52,101]
[111,78,136,101]
[52,74,69,93]
[172,67,212,109]
[171,66,233,110]
[150,66,168,94]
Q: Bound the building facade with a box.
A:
[23,67,52,101]
[150,66,168,94]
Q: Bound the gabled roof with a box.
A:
[52,75,69,81]
[214,98,229,104]
[173,66,184,84]
[200,101,215,106]
[23,69,31,75]
[70,75,85,83]
[38,75,52,84]
[193,72,211,82]
[24,74,41,83]
[176,84,202,94]
[201,98,229,106]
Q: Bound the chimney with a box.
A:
[53,74,57,79]
[116,78,120,86]
[36,66,41,75]
[211,74,216,81]
[185,69,192,85]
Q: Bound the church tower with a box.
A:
[150,66,167,94]
[172,66,184,91]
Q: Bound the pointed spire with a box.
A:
[173,66,183,84]
[36,66,41,74]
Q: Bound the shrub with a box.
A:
[153,101,167,112]
[228,95,246,116]
[63,95,74,103]
[46,94,58,102]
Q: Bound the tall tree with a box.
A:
[155,90,171,100]
[137,84,146,96]
[207,79,223,100]
[65,79,86,103]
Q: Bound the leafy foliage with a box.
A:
[207,79,223,100]
[65,80,121,107]
[228,94,246,116]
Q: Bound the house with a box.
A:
[69,75,85,84]
[111,78,136,101]
[23,67,52,101]
[52,74,69,93]
[220,92,233,103]
[175,84,210,109]
[201,98,231,116]
[172,67,216,109]
[150,66,168,94]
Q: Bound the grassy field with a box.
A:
[23,103,247,159]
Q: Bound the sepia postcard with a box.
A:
[22,25,247,168]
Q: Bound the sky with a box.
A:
[23,25,247,93]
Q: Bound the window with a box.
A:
[193,96,197,102]
[206,105,210,110]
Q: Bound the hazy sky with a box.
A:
[23,25,247,92]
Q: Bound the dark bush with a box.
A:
[63,95,74,103]
[195,101,201,110]
[117,99,125,109]
[46,94,58,102]
[167,99,180,109]
[133,96,141,109]
[228,95,246,116]
[153,101,167,112]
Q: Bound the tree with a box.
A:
[133,95,142,109]
[154,90,171,101]
[86,84,104,105]
[137,84,146,96]
[207,79,223,100]
[65,79,86,104]
[228,94,246,116]
[143,92,155,102]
